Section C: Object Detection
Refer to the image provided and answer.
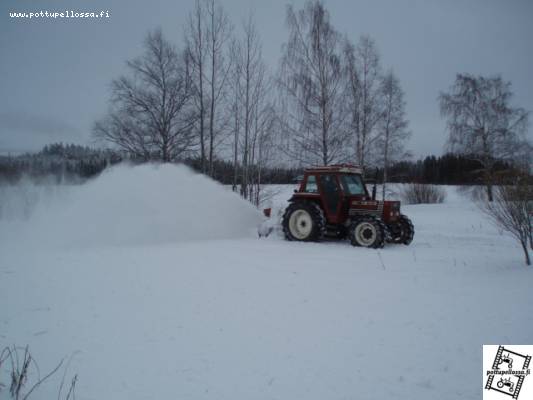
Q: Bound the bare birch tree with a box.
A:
[185,0,232,176]
[248,90,276,205]
[480,175,532,265]
[232,14,269,199]
[278,0,349,166]
[94,29,196,162]
[185,0,208,171]
[439,74,529,201]
[205,0,232,176]
[229,38,241,192]
[376,70,411,198]
[345,35,382,169]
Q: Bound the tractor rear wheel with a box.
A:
[349,216,386,249]
[282,201,326,242]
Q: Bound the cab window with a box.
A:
[339,174,366,195]
[303,175,318,193]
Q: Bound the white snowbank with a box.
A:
[1,163,261,248]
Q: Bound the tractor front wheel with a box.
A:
[282,201,325,242]
[397,215,414,245]
[388,215,414,245]
[349,216,386,249]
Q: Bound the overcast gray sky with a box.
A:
[1,0,532,157]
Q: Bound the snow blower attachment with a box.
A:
[278,164,414,248]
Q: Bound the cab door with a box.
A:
[318,174,343,223]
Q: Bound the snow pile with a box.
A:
[6,163,261,247]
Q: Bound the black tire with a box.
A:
[388,215,414,245]
[348,216,386,249]
[397,215,414,245]
[282,201,326,242]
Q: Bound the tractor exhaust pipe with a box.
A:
[371,168,378,200]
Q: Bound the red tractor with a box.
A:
[281,164,414,248]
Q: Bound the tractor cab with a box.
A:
[297,165,368,224]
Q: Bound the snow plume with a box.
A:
[0,163,262,248]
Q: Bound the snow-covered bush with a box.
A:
[400,184,446,204]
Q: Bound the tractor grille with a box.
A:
[348,204,383,217]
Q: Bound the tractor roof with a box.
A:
[304,164,363,175]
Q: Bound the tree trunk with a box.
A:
[382,128,389,200]
[321,97,328,165]
[162,134,169,162]
[241,44,251,199]
[197,9,206,174]
[209,26,216,177]
[256,157,262,207]
[232,104,239,192]
[382,166,387,200]
[482,160,494,202]
[486,181,493,202]
[199,100,205,172]
[355,126,361,166]
[249,115,258,201]
[521,239,531,266]
[482,135,494,202]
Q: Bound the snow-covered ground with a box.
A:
[1,165,532,400]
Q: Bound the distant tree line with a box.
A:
[203,152,528,185]
[380,153,525,185]
[1,143,528,187]
[0,142,300,186]
[0,143,122,184]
